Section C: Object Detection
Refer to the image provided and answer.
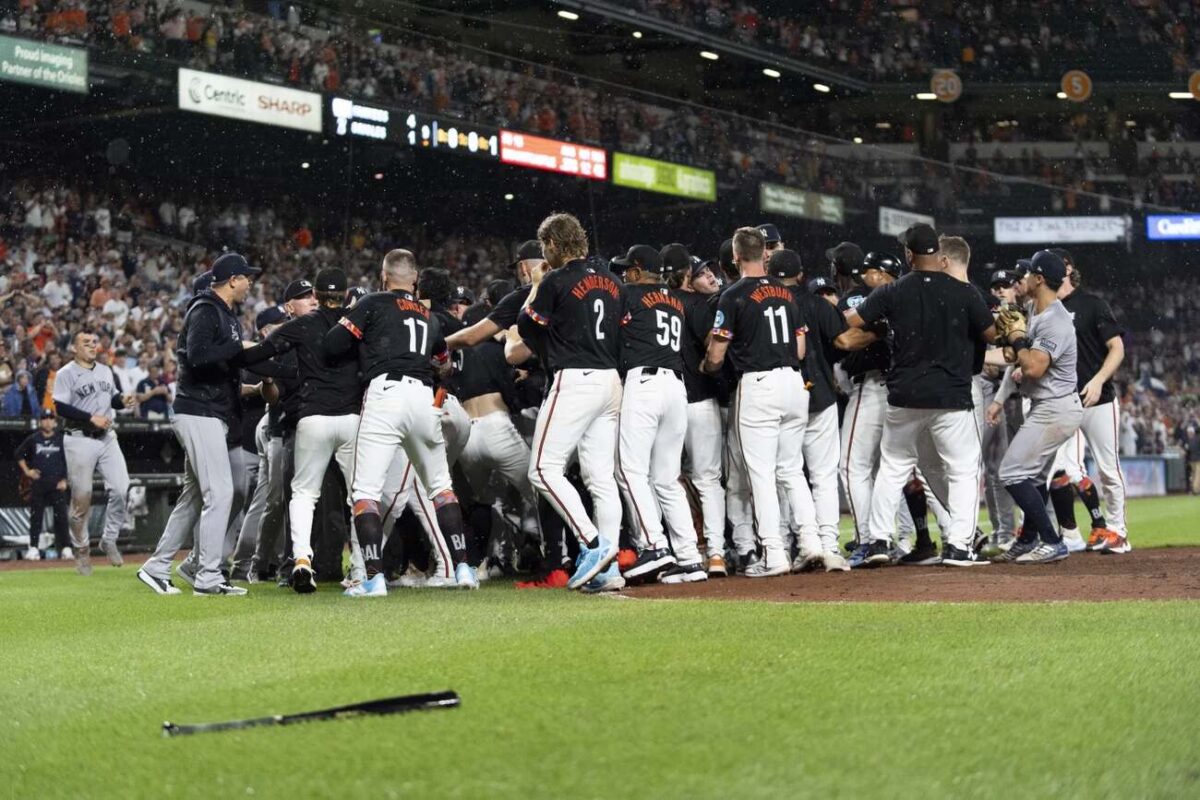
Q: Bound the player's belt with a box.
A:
[851,370,883,386]
[384,372,433,388]
[639,366,682,380]
[64,427,108,439]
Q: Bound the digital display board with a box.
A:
[405,113,498,157]
[499,130,606,179]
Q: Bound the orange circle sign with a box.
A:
[1190,70,1200,100]
[930,69,962,103]
[1061,70,1092,102]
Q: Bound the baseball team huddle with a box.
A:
[44,210,1131,597]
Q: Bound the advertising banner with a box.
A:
[994,216,1129,244]
[499,130,606,179]
[178,68,321,133]
[0,34,87,93]
[611,153,716,201]
[1145,215,1200,241]
[879,206,935,236]
[759,183,844,224]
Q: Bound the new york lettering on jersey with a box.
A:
[522,259,621,371]
[712,277,805,374]
[620,284,686,372]
[337,290,447,383]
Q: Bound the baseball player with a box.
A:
[844,224,996,567]
[512,213,624,592]
[988,250,1083,563]
[15,409,69,559]
[52,329,135,574]
[702,227,815,578]
[669,245,728,576]
[249,268,364,593]
[446,240,542,351]
[1045,251,1129,553]
[138,253,274,596]
[979,269,1019,547]
[322,249,476,597]
[769,248,849,572]
[610,244,705,584]
[448,285,475,321]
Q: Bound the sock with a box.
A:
[467,503,492,568]
[432,490,468,566]
[353,499,384,578]
[1076,477,1107,529]
[1049,471,1078,531]
[1006,480,1059,544]
[538,496,571,571]
[903,478,931,547]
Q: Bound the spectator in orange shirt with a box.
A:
[293,224,313,250]
[89,276,112,309]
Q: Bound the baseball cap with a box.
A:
[1029,250,1066,288]
[284,279,315,301]
[757,223,782,244]
[450,285,476,305]
[256,306,287,329]
[191,270,214,293]
[990,269,1016,287]
[718,238,735,275]
[898,223,939,255]
[40,407,55,419]
[314,268,347,293]
[347,286,368,303]
[768,249,803,279]
[808,276,838,296]
[509,239,543,269]
[1013,258,1032,279]
[826,242,865,277]
[211,253,261,283]
[611,244,664,274]
[660,243,692,272]
[689,256,712,278]
[1048,247,1075,267]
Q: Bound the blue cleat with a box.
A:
[567,536,618,590]
[1015,541,1070,564]
[344,573,388,598]
[991,538,1037,563]
[581,560,626,594]
[454,561,479,590]
[847,543,872,569]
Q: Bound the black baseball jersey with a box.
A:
[487,285,532,329]
[516,259,621,372]
[1062,288,1124,405]
[678,290,719,403]
[619,284,686,373]
[456,339,519,409]
[14,431,67,484]
[788,286,847,414]
[328,290,448,385]
[271,349,303,436]
[265,307,364,418]
[856,271,993,410]
[712,276,805,374]
[837,285,891,378]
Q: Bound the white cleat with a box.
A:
[343,573,388,598]
[454,562,480,590]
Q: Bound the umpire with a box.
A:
[15,409,69,558]
[138,253,272,596]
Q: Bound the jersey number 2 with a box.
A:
[403,318,428,354]
[593,298,606,340]
[655,310,681,351]
[763,306,789,345]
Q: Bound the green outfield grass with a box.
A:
[2,495,1198,799]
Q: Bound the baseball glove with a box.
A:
[995,306,1027,344]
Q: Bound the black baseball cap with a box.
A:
[808,276,838,296]
[826,242,865,277]
[718,238,735,275]
[757,223,782,244]
[450,285,476,305]
[768,249,803,279]
[314,268,347,293]
[990,269,1016,287]
[256,306,287,329]
[347,286,368,302]
[509,239,542,269]
[660,243,692,272]
[191,270,214,293]
[284,279,315,301]
[898,223,939,255]
[1030,250,1066,288]
[211,253,261,283]
[611,244,664,274]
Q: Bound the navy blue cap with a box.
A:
[808,276,838,295]
[768,249,803,279]
[211,253,261,283]
[191,270,214,293]
[1030,250,1066,288]
[284,279,314,301]
[990,269,1016,287]
[255,306,287,329]
[757,223,782,244]
[1013,258,1032,279]
[450,285,475,304]
[718,238,735,275]
[347,286,368,301]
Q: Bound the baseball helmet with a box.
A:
[862,252,902,278]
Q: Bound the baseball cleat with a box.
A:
[941,544,990,567]
[567,536,617,590]
[847,543,872,569]
[136,568,181,595]
[706,554,728,577]
[991,538,1036,562]
[343,573,387,597]
[581,561,626,593]
[623,548,676,580]
[23,547,40,561]
[175,562,197,588]
[44,548,59,560]
[516,568,570,590]
[1093,529,1131,554]
[75,553,92,576]
[822,550,850,572]
[291,559,317,594]
[864,540,893,567]
[1015,541,1070,564]
[454,562,480,590]
[387,565,428,589]
[659,562,708,584]
[971,528,990,556]
[424,573,458,588]
[790,550,824,573]
[898,541,941,566]
[743,554,789,578]
[60,547,73,560]
[100,539,123,567]
[194,582,249,596]
[1061,528,1087,553]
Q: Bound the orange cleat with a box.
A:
[516,569,570,590]
[617,548,637,571]
[1093,529,1131,554]
[1086,528,1109,550]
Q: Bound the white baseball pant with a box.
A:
[722,405,756,556]
[527,368,622,547]
[732,367,816,563]
[684,398,725,559]
[63,430,129,550]
[840,372,887,543]
[440,394,471,467]
[1051,398,1127,535]
[616,367,700,564]
[803,404,841,553]
[379,451,454,580]
[289,413,359,564]
[459,410,537,509]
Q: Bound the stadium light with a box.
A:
[700,51,719,61]
[504,193,515,201]
[374,173,384,180]
[853,137,863,144]
[632,31,643,39]
[1168,92,1193,99]
[301,162,310,169]
[813,83,831,93]
[915,92,937,100]
[1056,92,1068,99]
[557,10,579,21]
[875,122,891,129]
[763,68,781,78]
